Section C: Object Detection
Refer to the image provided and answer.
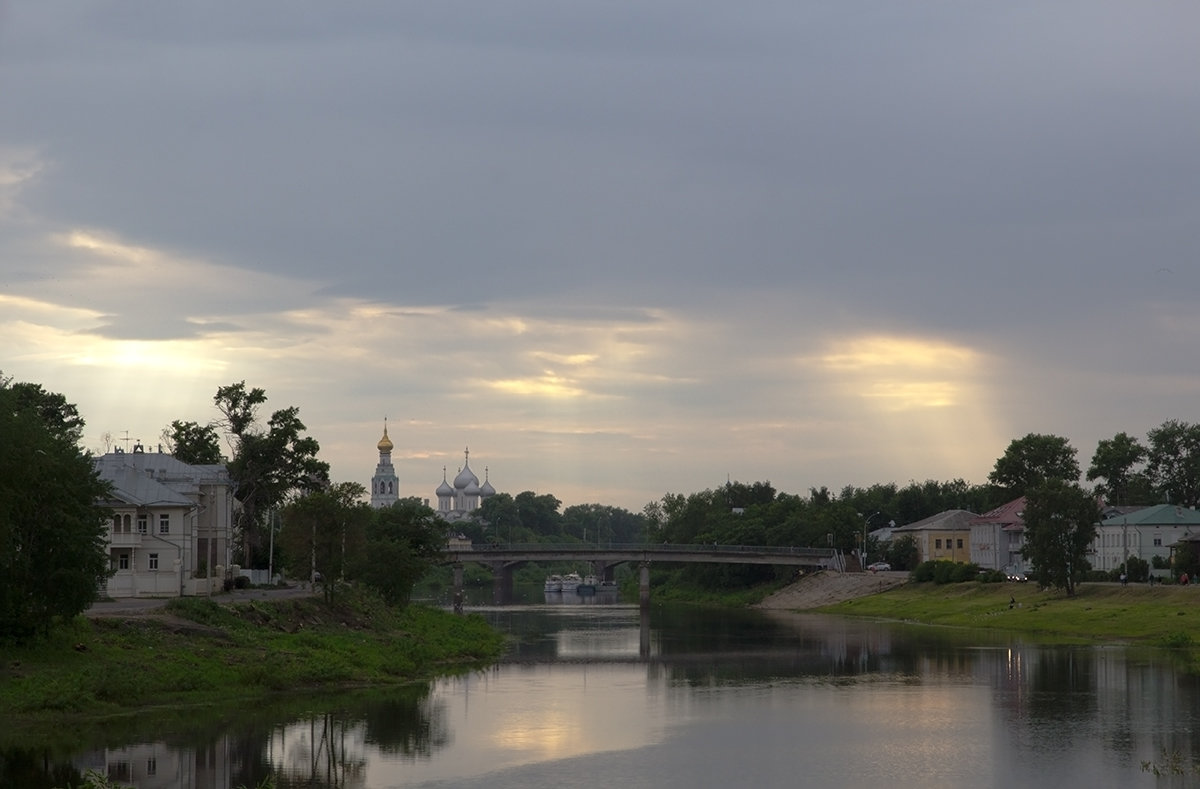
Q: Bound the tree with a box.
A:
[1145,419,1200,507]
[162,419,223,465]
[989,433,1081,495]
[1020,480,1098,597]
[278,482,369,602]
[1087,432,1148,506]
[214,382,330,566]
[886,534,920,571]
[0,377,111,641]
[356,498,446,607]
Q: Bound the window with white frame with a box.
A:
[118,554,129,570]
[137,515,148,534]
[148,553,159,571]
[159,514,170,534]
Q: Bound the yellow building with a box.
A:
[891,509,976,564]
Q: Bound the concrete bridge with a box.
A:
[440,542,841,610]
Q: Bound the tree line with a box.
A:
[7,364,1200,640]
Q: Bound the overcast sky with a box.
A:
[3,2,1198,513]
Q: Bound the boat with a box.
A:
[560,572,583,594]
[544,574,563,593]
[576,574,599,595]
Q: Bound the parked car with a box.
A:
[867,561,892,572]
[1006,571,1028,582]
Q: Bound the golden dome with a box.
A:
[377,423,394,453]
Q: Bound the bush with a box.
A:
[234,575,251,589]
[911,560,981,584]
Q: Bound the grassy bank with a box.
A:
[821,580,1200,645]
[0,590,505,727]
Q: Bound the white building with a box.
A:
[435,447,496,522]
[94,444,233,597]
[369,420,400,509]
[1092,504,1200,573]
[969,497,1028,573]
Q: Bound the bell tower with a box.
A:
[370,419,400,508]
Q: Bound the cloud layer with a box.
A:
[3,2,1199,511]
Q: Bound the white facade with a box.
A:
[969,497,1028,573]
[1091,504,1200,572]
[95,445,233,597]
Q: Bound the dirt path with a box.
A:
[754,570,908,610]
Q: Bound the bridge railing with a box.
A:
[447,542,834,557]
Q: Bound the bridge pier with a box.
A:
[452,564,463,614]
[492,564,514,605]
[639,562,651,608]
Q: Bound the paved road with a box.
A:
[86,585,319,616]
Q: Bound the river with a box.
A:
[9,590,1200,788]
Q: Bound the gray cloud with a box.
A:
[2,1,1198,509]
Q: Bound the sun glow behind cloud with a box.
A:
[805,333,1005,485]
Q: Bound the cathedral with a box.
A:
[369,422,497,521]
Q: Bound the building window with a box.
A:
[159,514,170,534]
[147,758,157,776]
[1154,537,1163,547]
[118,554,129,570]
[957,539,963,549]
[935,539,942,549]
[149,553,159,571]
[122,514,132,533]
[137,515,148,534]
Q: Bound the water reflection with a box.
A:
[6,605,1200,788]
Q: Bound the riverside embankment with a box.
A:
[757,570,1200,646]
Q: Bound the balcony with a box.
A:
[109,531,143,548]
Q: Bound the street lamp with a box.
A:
[860,511,883,569]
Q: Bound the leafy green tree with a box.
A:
[989,433,1081,495]
[357,498,446,606]
[886,534,920,571]
[214,382,330,566]
[163,419,223,465]
[512,491,562,537]
[0,377,111,641]
[474,492,521,543]
[1146,419,1200,507]
[1173,541,1200,582]
[1087,432,1149,506]
[279,482,369,602]
[560,503,645,546]
[1020,480,1098,597]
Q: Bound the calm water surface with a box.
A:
[10,592,1200,788]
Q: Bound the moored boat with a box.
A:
[544,574,563,593]
[560,572,583,593]
[576,574,599,595]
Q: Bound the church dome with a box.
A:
[377,423,394,453]
[480,467,496,497]
[436,467,454,497]
[453,448,479,489]
[464,479,481,496]
[454,465,479,489]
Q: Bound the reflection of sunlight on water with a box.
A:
[366,664,666,785]
[555,627,642,658]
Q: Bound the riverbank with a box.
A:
[754,569,909,609]
[759,571,1200,646]
[0,590,505,734]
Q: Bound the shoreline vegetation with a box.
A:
[0,589,505,738]
[802,575,1200,647]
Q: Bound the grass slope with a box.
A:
[0,590,504,725]
[821,581,1200,645]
